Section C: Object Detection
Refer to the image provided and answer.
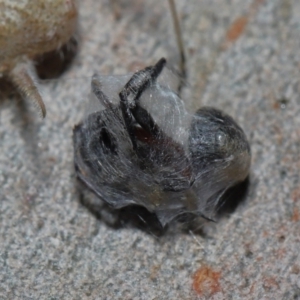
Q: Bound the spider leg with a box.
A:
[91,74,115,110]
[120,58,166,104]
[119,58,166,147]
[10,60,46,118]
[130,105,161,136]
[119,58,194,191]
[91,74,122,122]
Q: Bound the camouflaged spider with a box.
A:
[0,0,77,118]
[73,58,251,226]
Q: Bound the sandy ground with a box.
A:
[1,0,300,299]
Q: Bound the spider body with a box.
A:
[73,58,251,226]
[0,0,78,117]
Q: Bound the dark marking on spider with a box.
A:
[73,58,251,226]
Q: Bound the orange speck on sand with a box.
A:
[291,187,300,202]
[225,0,264,44]
[226,16,249,43]
[263,276,279,291]
[292,207,300,222]
[192,266,221,296]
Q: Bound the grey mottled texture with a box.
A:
[0,0,299,299]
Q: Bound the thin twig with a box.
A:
[168,0,186,92]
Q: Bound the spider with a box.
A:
[0,0,78,118]
[73,58,251,226]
